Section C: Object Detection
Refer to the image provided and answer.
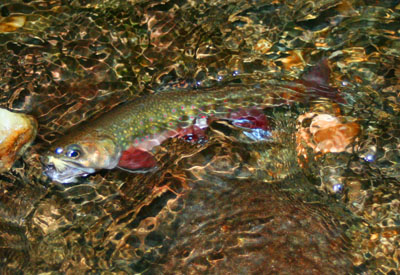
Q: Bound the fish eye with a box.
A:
[54,147,64,155]
[66,149,81,159]
[65,145,82,159]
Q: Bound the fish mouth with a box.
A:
[42,156,95,184]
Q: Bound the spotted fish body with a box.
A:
[42,61,343,183]
[94,85,290,148]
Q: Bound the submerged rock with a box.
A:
[148,177,354,274]
[0,108,37,172]
[296,112,360,160]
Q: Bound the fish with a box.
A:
[42,60,344,183]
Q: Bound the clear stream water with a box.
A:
[0,0,399,274]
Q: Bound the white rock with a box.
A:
[0,108,37,172]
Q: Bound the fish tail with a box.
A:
[300,59,347,104]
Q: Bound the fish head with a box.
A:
[42,136,121,184]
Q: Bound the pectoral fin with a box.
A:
[117,147,157,172]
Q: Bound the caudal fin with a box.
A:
[300,59,347,104]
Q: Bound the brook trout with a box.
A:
[42,61,343,183]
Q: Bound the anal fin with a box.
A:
[229,107,270,130]
[229,107,272,141]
